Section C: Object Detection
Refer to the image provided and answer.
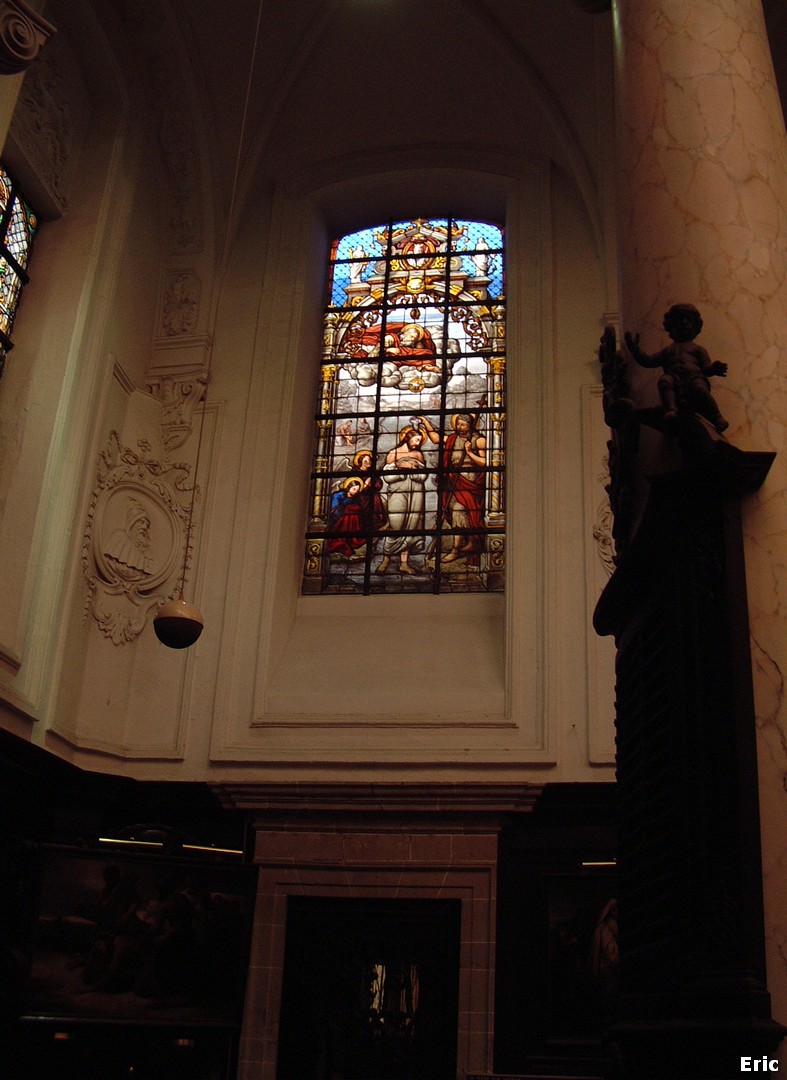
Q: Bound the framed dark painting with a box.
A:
[22,844,256,1025]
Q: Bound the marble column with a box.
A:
[613,0,787,1051]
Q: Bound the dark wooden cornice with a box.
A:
[570,0,612,11]
[211,781,544,818]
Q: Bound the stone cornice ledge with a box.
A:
[211,781,544,816]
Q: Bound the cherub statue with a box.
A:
[624,304,729,433]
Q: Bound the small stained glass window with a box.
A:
[303,217,506,595]
[0,163,38,380]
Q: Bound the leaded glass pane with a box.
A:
[303,217,506,595]
[0,163,38,378]
[0,263,22,337]
[7,195,37,269]
[0,172,12,219]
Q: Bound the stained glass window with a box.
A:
[0,163,38,380]
[303,217,506,595]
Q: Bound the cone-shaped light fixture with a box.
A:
[153,593,204,649]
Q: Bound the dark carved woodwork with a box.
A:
[598,326,638,561]
[594,455,785,1078]
[570,0,612,11]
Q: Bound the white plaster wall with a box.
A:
[0,0,618,785]
[0,10,137,729]
[184,161,615,782]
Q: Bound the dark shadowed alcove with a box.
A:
[276,896,460,1080]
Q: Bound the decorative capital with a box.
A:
[0,0,56,75]
[145,367,208,453]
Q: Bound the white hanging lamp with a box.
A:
[154,592,204,649]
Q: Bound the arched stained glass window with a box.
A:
[303,218,506,595]
[0,163,38,380]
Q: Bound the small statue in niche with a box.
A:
[624,304,729,433]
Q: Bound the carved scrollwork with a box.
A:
[83,432,197,645]
[0,1,56,75]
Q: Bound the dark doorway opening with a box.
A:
[276,896,461,1080]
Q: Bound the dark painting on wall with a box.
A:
[22,845,256,1025]
[546,872,618,1038]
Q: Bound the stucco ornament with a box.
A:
[159,269,200,338]
[145,369,207,452]
[592,490,616,578]
[83,432,196,644]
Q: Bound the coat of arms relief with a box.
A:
[83,379,205,645]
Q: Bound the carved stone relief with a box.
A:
[592,472,616,579]
[158,268,200,338]
[145,367,207,453]
[83,430,198,646]
[8,38,75,213]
